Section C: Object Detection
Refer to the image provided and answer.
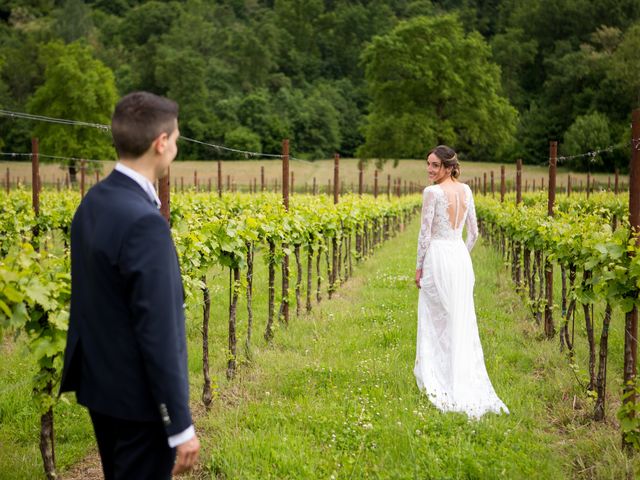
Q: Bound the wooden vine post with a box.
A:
[333,153,340,204]
[374,169,378,198]
[513,160,522,290]
[159,167,170,224]
[282,139,290,324]
[516,159,522,205]
[500,165,505,202]
[545,142,557,339]
[623,108,640,450]
[32,137,40,218]
[80,160,86,197]
[358,159,363,196]
[331,153,340,297]
[246,229,256,349]
[202,270,213,403]
[490,171,494,197]
[31,137,55,479]
[217,159,222,197]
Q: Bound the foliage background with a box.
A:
[0,0,638,170]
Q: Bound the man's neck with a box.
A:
[119,158,156,184]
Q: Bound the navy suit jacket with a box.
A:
[60,170,192,437]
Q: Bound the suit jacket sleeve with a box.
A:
[120,212,192,437]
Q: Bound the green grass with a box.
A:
[0,338,93,479]
[191,217,639,479]
[194,226,546,479]
[1,214,639,479]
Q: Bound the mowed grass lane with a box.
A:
[193,217,637,479]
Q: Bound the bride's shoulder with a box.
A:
[423,185,440,194]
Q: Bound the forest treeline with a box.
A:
[0,0,638,170]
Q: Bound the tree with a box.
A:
[224,126,262,159]
[608,23,640,110]
[316,1,397,81]
[562,111,612,171]
[275,86,341,159]
[87,0,138,16]
[229,17,282,91]
[538,42,604,139]
[27,41,117,181]
[52,0,93,43]
[235,89,288,155]
[358,14,517,162]
[152,1,240,158]
[490,28,538,110]
[0,57,9,150]
[320,79,366,157]
[273,0,324,82]
[112,1,184,94]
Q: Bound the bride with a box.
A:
[414,145,508,419]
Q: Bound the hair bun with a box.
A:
[428,145,461,179]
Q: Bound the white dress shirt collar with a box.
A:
[115,162,161,209]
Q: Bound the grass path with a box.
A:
[189,218,638,479]
[2,215,638,479]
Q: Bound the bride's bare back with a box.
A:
[438,182,469,231]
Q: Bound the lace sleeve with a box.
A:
[465,187,478,252]
[416,188,436,269]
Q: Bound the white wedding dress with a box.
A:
[414,182,509,419]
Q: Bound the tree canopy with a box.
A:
[358,14,517,163]
[27,41,117,161]
[0,0,637,169]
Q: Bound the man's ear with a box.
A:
[153,132,169,154]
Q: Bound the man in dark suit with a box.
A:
[60,91,200,478]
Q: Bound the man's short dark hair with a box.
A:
[111,92,179,159]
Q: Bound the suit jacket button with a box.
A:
[159,403,171,426]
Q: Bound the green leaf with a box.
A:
[2,285,24,303]
[0,298,12,318]
[26,279,55,311]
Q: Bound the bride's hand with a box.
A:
[415,269,422,288]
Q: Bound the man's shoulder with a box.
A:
[76,176,158,227]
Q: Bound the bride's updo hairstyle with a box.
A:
[429,145,460,179]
